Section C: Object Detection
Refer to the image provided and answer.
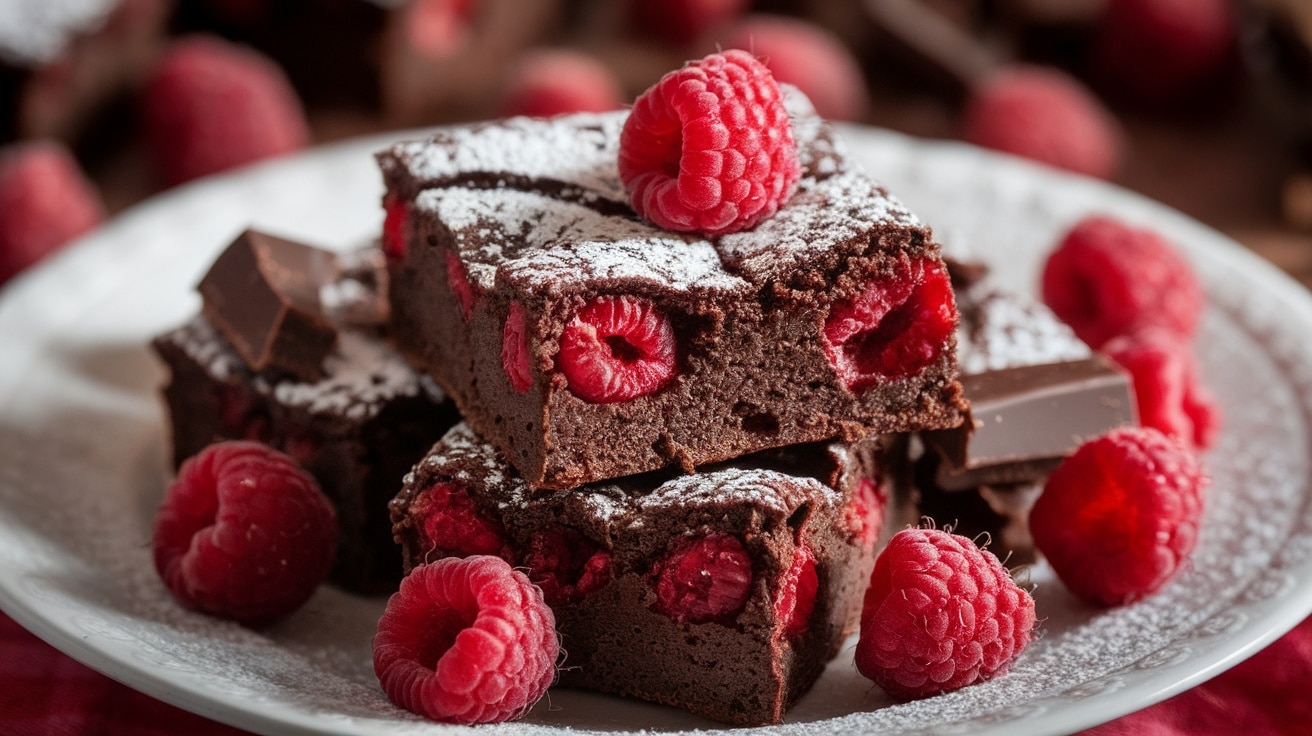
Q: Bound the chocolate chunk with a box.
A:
[922,355,1136,490]
[198,229,339,381]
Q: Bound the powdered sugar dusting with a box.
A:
[418,187,749,294]
[639,467,839,519]
[164,317,437,421]
[383,114,627,203]
[410,424,841,524]
[957,290,1092,374]
[718,170,924,280]
[386,88,925,293]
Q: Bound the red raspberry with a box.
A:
[1104,328,1221,449]
[502,301,534,393]
[711,14,869,121]
[1041,215,1204,349]
[629,0,749,45]
[152,441,337,626]
[520,527,613,606]
[775,543,818,639]
[445,251,476,320]
[961,65,1122,180]
[405,0,479,59]
[619,50,801,236]
[823,257,956,390]
[1093,0,1237,107]
[382,198,408,260]
[1030,426,1208,606]
[498,49,624,118]
[856,528,1036,701]
[373,556,558,724]
[411,482,511,563]
[0,140,104,285]
[650,532,753,625]
[557,295,677,404]
[141,35,309,186]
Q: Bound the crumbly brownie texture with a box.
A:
[390,423,889,725]
[153,314,458,594]
[377,91,965,490]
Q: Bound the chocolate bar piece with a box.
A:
[922,355,1136,490]
[198,229,340,381]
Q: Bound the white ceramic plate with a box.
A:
[3,125,1312,736]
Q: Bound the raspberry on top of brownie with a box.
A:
[377,67,964,490]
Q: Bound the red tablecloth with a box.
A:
[2,610,1309,736]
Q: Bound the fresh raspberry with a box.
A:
[557,295,677,404]
[629,0,749,45]
[152,441,337,626]
[1041,215,1204,349]
[1093,0,1237,107]
[520,527,613,606]
[382,198,408,260]
[498,49,624,118]
[775,543,818,639]
[0,140,104,285]
[141,35,309,186]
[1104,328,1221,449]
[411,481,511,563]
[502,301,533,393]
[823,257,956,390]
[373,556,558,724]
[846,477,888,551]
[1030,426,1207,606]
[961,65,1122,180]
[619,50,801,236]
[444,250,477,319]
[711,14,869,121]
[650,532,753,625]
[855,528,1036,701]
[405,0,479,59]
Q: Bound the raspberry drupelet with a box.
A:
[141,35,309,186]
[0,140,105,285]
[856,527,1036,701]
[619,49,801,236]
[373,556,558,724]
[152,441,337,626]
[1030,426,1208,606]
[1041,215,1204,349]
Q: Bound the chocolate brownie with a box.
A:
[153,242,458,593]
[376,90,966,490]
[913,284,1136,563]
[390,423,894,725]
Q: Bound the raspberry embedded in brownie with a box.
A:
[376,90,966,490]
[389,422,895,725]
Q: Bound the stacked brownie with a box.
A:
[379,91,968,724]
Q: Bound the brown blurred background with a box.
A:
[5,0,1312,287]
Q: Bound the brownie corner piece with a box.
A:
[380,94,965,489]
